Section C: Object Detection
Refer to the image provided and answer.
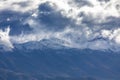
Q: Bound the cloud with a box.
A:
[0,0,39,13]
[9,26,120,51]
[0,0,120,51]
[43,0,120,24]
[0,27,13,51]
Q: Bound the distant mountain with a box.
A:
[0,48,120,80]
[13,39,70,51]
[0,0,120,80]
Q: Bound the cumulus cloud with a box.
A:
[42,0,120,24]
[0,0,120,51]
[0,0,40,12]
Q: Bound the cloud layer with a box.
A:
[0,0,120,51]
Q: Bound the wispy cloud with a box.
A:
[0,27,13,51]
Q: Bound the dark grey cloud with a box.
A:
[37,2,72,31]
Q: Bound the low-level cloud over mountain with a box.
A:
[0,0,120,51]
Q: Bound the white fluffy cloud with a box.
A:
[0,0,45,13]
[0,0,120,51]
[41,0,120,24]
